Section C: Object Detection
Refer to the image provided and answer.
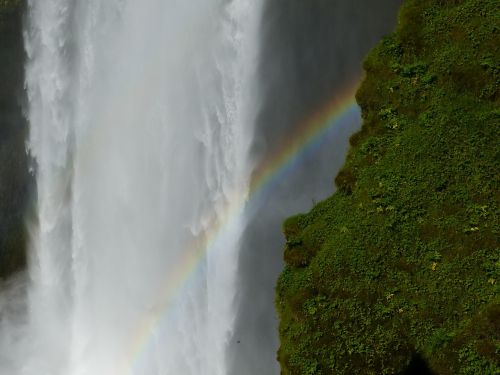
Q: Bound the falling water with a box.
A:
[0,0,261,374]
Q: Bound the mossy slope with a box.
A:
[277,0,499,373]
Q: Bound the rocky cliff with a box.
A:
[0,0,30,279]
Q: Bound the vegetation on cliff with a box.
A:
[276,0,499,373]
[0,0,29,279]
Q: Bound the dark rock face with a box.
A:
[0,1,31,279]
[229,1,402,374]
[401,354,435,375]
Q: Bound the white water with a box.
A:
[0,0,261,374]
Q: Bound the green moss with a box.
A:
[277,0,499,373]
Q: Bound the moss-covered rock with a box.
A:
[277,0,499,373]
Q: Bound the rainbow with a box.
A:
[119,79,361,373]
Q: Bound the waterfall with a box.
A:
[0,0,261,374]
